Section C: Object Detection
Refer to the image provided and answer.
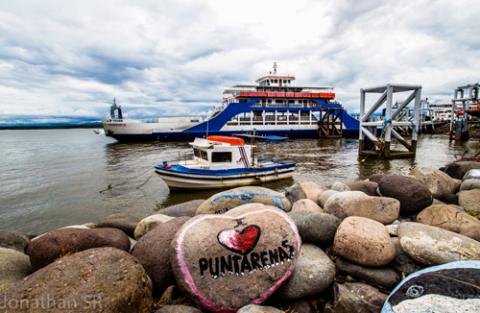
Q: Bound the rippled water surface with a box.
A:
[0,129,470,234]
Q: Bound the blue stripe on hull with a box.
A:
[109,129,358,141]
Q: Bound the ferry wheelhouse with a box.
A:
[103,64,359,141]
[154,136,295,189]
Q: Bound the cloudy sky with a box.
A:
[0,0,478,119]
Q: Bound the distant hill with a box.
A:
[0,116,102,129]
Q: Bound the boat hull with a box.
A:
[155,165,295,190]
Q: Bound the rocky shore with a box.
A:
[1,160,480,312]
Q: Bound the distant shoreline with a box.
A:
[0,124,102,130]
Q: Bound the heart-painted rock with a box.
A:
[170,208,301,312]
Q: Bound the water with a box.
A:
[0,129,468,235]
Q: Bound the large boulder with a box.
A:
[288,212,340,246]
[331,182,351,192]
[96,213,140,237]
[410,168,461,200]
[131,217,190,294]
[324,191,400,224]
[398,222,480,265]
[378,175,433,215]
[460,179,480,191]
[458,189,480,216]
[224,203,269,217]
[390,237,422,276]
[416,203,480,240]
[276,244,335,300]
[158,199,205,217]
[195,186,292,215]
[134,214,175,239]
[0,247,153,313]
[290,199,323,214]
[464,169,480,180]
[170,207,301,312]
[285,182,324,204]
[0,230,29,253]
[237,304,283,313]
[154,305,202,313]
[28,227,130,270]
[330,282,388,313]
[333,217,395,266]
[0,247,31,293]
[335,257,400,289]
[441,161,480,179]
[345,180,379,196]
[368,174,386,184]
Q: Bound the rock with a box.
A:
[324,191,400,224]
[411,168,461,200]
[291,199,323,214]
[28,227,130,270]
[460,178,480,191]
[398,222,480,265]
[458,189,480,215]
[318,190,338,208]
[381,260,480,313]
[0,230,29,253]
[0,247,152,313]
[378,175,433,215]
[331,282,388,313]
[441,161,480,179]
[134,214,175,239]
[345,180,379,196]
[0,247,31,293]
[170,207,301,312]
[464,169,480,180]
[288,212,340,246]
[237,304,283,313]
[333,217,395,266]
[154,305,203,313]
[331,181,351,192]
[158,199,205,217]
[416,203,480,241]
[96,213,140,237]
[386,224,399,236]
[390,237,422,275]
[335,257,400,289]
[276,244,335,300]
[443,192,459,204]
[224,203,268,217]
[131,217,190,293]
[368,174,386,184]
[195,186,292,215]
[285,182,324,204]
[275,300,318,313]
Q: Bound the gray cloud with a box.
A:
[0,0,478,118]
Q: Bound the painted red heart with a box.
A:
[217,225,261,255]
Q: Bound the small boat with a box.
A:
[154,136,295,190]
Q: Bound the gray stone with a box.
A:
[324,191,400,224]
[441,161,480,179]
[331,282,388,313]
[0,247,31,293]
[134,214,175,239]
[398,222,480,265]
[285,182,324,204]
[195,186,292,215]
[237,304,282,313]
[0,230,29,253]
[131,217,190,294]
[154,305,203,313]
[411,168,461,200]
[458,189,480,216]
[390,237,422,275]
[158,199,205,217]
[288,212,340,246]
[277,244,335,300]
[333,216,396,266]
[416,203,480,241]
[345,180,379,196]
[318,189,339,208]
[331,181,351,192]
[335,257,400,289]
[0,247,153,313]
[464,169,480,180]
[291,199,323,214]
[224,203,268,217]
[96,213,140,237]
[460,178,480,191]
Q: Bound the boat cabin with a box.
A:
[190,136,253,169]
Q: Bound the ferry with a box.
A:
[103,64,359,141]
[154,136,295,189]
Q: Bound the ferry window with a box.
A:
[212,152,232,163]
[194,148,208,160]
